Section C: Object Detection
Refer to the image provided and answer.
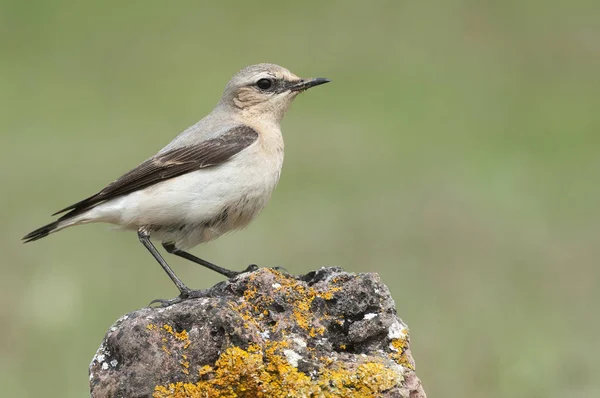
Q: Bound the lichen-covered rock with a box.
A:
[89,267,426,398]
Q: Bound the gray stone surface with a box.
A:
[90,267,426,397]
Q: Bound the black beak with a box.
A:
[288,77,331,92]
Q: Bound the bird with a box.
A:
[22,63,330,305]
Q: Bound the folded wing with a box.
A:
[53,125,259,221]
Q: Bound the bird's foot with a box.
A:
[221,263,259,279]
[233,264,289,276]
[148,287,205,308]
[243,263,260,273]
[148,296,185,308]
[147,265,285,307]
[222,264,288,278]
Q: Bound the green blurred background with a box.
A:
[2,1,599,397]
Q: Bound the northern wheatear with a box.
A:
[23,63,330,305]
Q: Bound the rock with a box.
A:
[89,267,426,398]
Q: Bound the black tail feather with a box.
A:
[22,221,61,243]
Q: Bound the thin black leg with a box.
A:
[137,229,191,297]
[162,242,258,279]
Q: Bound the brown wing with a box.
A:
[53,125,258,220]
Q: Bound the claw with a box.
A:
[222,264,259,279]
[146,265,262,307]
[148,288,192,308]
[148,296,184,308]
[244,264,260,272]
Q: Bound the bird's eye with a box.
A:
[256,78,273,90]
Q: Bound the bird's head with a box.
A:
[219,63,330,123]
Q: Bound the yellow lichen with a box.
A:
[162,324,191,348]
[153,341,401,398]
[389,338,414,370]
[147,322,192,374]
[228,269,341,340]
[150,271,405,397]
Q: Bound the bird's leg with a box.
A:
[137,229,192,305]
[162,242,258,279]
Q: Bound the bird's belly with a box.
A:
[151,187,271,249]
[103,150,282,248]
